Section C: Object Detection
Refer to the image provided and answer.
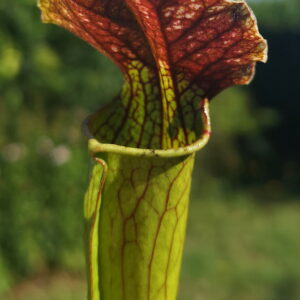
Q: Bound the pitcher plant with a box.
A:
[38,0,267,299]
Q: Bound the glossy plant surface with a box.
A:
[38,1,267,299]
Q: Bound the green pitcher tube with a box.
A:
[83,99,211,300]
[85,153,193,300]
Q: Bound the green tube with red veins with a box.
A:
[38,1,267,299]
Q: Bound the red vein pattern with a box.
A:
[126,0,267,96]
[39,0,267,150]
[39,1,267,299]
[39,0,156,72]
[96,154,195,299]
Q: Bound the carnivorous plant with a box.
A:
[38,0,267,299]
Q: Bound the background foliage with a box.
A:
[0,0,299,299]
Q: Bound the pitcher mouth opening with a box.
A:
[82,99,211,158]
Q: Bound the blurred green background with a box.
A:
[0,0,299,299]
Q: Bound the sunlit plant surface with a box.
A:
[38,0,267,299]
